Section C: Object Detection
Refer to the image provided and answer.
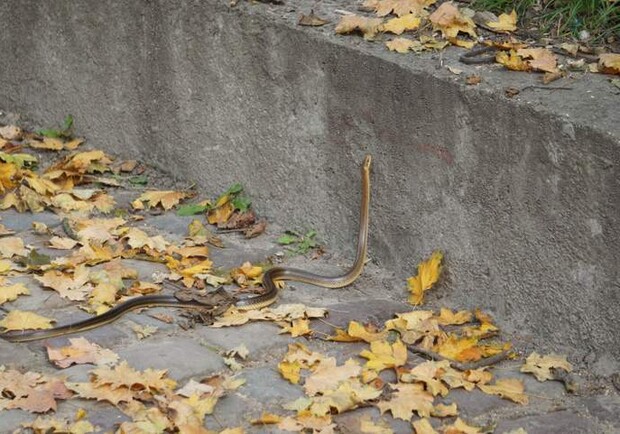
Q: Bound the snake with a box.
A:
[1,155,371,343]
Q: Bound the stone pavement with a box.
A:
[0,165,618,434]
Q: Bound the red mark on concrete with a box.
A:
[417,143,454,166]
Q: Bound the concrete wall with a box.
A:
[1,0,618,366]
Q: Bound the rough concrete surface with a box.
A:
[0,0,618,399]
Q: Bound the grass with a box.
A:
[472,0,620,43]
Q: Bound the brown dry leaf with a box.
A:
[134,190,191,210]
[0,236,28,258]
[46,337,119,368]
[304,358,362,396]
[360,338,407,371]
[429,3,476,46]
[0,367,71,413]
[369,0,436,17]
[0,125,22,140]
[466,74,482,85]
[377,383,434,420]
[599,53,620,75]
[298,11,330,26]
[515,47,559,73]
[412,418,438,434]
[407,250,443,305]
[382,13,421,34]
[486,9,517,33]
[386,37,422,53]
[0,282,30,304]
[520,352,572,381]
[478,378,528,404]
[119,160,138,172]
[0,310,55,331]
[335,15,384,40]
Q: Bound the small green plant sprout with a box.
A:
[37,114,75,139]
[277,229,319,255]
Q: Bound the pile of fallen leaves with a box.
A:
[296,0,620,82]
[0,122,577,433]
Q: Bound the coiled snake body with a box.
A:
[1,155,372,343]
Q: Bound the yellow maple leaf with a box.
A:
[382,13,421,34]
[278,360,302,384]
[413,418,438,434]
[407,250,443,305]
[279,318,312,337]
[335,15,384,40]
[347,321,388,342]
[478,378,528,404]
[0,162,19,193]
[251,412,282,425]
[0,236,28,258]
[0,310,55,331]
[369,0,436,17]
[486,10,517,32]
[135,190,191,210]
[429,3,476,44]
[598,53,620,75]
[304,358,362,396]
[520,352,572,381]
[0,283,30,305]
[386,37,422,53]
[400,360,450,396]
[444,418,483,434]
[377,383,434,420]
[360,339,407,371]
[46,337,119,368]
[207,201,234,225]
[436,308,472,325]
[517,48,559,73]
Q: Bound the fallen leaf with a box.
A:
[412,418,438,434]
[0,236,28,258]
[382,13,421,34]
[599,53,620,75]
[298,11,330,26]
[304,358,362,396]
[0,282,30,304]
[466,74,482,85]
[377,383,434,420]
[251,412,282,425]
[407,250,443,305]
[0,310,55,331]
[443,418,483,434]
[520,352,572,381]
[48,236,79,250]
[478,378,528,404]
[496,49,532,72]
[486,9,517,33]
[134,190,191,210]
[429,2,476,46]
[359,414,394,433]
[517,48,559,73]
[132,323,158,339]
[369,0,436,17]
[46,337,119,368]
[335,15,384,40]
[386,37,422,53]
[360,339,407,371]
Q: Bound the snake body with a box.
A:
[1,155,371,343]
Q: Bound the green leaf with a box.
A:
[231,196,251,212]
[0,152,38,168]
[177,203,210,216]
[226,183,244,195]
[128,175,148,186]
[37,128,62,138]
[277,234,298,245]
[62,114,74,131]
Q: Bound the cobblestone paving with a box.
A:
[0,166,618,434]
